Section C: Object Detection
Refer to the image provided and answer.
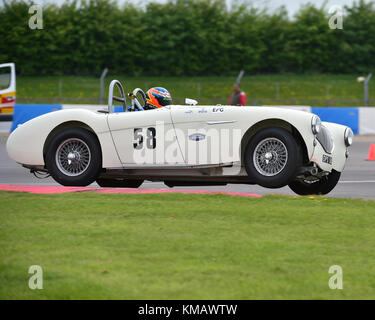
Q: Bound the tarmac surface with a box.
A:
[1,134,374,199]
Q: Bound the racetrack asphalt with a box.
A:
[1,134,374,199]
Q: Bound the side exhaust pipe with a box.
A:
[297,166,319,177]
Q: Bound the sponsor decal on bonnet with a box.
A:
[212,107,224,113]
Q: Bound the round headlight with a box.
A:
[311,116,321,135]
[344,127,354,146]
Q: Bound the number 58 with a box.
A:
[133,128,156,150]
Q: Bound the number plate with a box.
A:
[322,154,332,164]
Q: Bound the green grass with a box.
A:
[16,74,373,106]
[1,191,375,299]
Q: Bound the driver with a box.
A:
[144,87,172,110]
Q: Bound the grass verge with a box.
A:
[1,191,375,299]
[16,74,371,106]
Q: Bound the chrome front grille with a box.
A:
[316,125,334,154]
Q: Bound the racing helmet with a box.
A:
[145,87,172,109]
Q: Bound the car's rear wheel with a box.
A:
[244,127,302,188]
[45,128,102,186]
[96,178,143,188]
[288,170,341,195]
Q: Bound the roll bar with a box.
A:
[129,88,147,111]
[108,80,127,113]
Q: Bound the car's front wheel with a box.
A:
[244,127,302,188]
[288,170,341,195]
[45,128,102,186]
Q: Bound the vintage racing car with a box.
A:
[6,80,354,195]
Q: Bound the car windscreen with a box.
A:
[0,67,11,90]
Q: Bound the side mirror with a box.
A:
[185,98,198,106]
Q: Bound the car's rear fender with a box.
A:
[7,109,122,168]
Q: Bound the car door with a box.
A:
[170,105,242,166]
[107,107,185,166]
[0,63,16,114]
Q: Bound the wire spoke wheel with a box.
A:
[245,128,301,188]
[55,138,91,176]
[253,137,288,177]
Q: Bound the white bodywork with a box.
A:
[7,104,350,182]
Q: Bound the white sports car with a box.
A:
[6,80,354,195]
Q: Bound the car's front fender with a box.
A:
[321,122,349,172]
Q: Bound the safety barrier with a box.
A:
[3,104,375,135]
[268,106,374,135]
[10,104,62,132]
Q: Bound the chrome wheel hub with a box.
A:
[67,151,78,165]
[264,152,273,163]
[56,138,91,176]
[253,138,288,176]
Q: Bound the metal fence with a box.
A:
[15,96,368,107]
[14,77,375,107]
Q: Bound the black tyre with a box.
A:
[244,127,302,188]
[45,127,102,186]
[96,178,143,188]
[288,170,341,195]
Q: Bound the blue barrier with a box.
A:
[311,107,359,134]
[11,104,62,132]
[114,106,124,112]
[114,105,142,112]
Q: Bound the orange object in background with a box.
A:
[0,63,16,114]
[366,144,375,161]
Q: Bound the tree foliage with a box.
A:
[1,0,374,76]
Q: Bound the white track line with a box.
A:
[143,181,375,184]
[339,180,375,183]
[143,181,375,185]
